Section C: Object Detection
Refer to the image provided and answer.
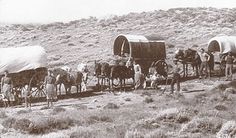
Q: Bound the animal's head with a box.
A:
[77,63,87,74]
[54,69,71,84]
[184,48,197,59]
[174,49,184,59]
[101,62,110,77]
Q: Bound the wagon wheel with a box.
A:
[153,80,161,90]
[154,60,168,78]
[29,74,46,98]
[111,77,120,88]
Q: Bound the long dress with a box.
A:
[44,75,56,100]
[1,77,14,102]
[134,64,145,89]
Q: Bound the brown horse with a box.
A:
[53,68,84,94]
[110,61,134,91]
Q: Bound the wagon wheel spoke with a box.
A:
[112,78,120,87]
[155,60,168,78]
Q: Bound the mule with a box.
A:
[175,48,202,77]
[94,61,111,90]
[52,68,68,95]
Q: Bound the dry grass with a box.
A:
[0,81,236,137]
[216,121,236,138]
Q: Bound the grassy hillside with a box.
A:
[1,7,236,69]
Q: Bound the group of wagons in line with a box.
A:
[0,34,236,106]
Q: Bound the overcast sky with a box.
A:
[0,0,235,23]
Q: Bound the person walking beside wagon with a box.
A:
[224,52,236,81]
[44,69,56,107]
[133,60,146,90]
[199,48,210,79]
[170,59,183,94]
[1,70,15,107]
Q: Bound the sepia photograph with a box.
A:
[0,0,236,137]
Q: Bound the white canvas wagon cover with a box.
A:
[208,35,236,54]
[0,46,47,75]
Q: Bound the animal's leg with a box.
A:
[98,77,100,86]
[76,85,78,93]
[123,79,126,91]
[108,78,111,91]
[101,78,104,90]
[111,78,114,92]
[59,84,62,95]
[183,64,185,77]
[195,65,199,77]
[68,86,72,94]
[64,85,69,95]
[186,64,188,77]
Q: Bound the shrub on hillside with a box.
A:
[224,87,236,94]
[124,98,131,101]
[2,117,16,128]
[156,108,197,124]
[17,109,31,114]
[214,104,227,111]
[0,110,7,118]
[114,124,129,138]
[131,119,160,130]
[130,107,197,132]
[103,103,119,109]
[214,84,228,91]
[2,116,74,134]
[87,115,112,124]
[70,126,96,138]
[180,117,223,134]
[216,121,236,138]
[51,107,66,115]
[145,129,167,138]
[124,129,144,138]
[13,118,32,132]
[143,96,154,103]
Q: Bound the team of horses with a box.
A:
[94,60,135,91]
[174,48,214,77]
[52,61,135,93]
[52,64,88,95]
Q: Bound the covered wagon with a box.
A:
[0,46,48,102]
[208,35,236,54]
[113,34,167,75]
[208,35,236,75]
